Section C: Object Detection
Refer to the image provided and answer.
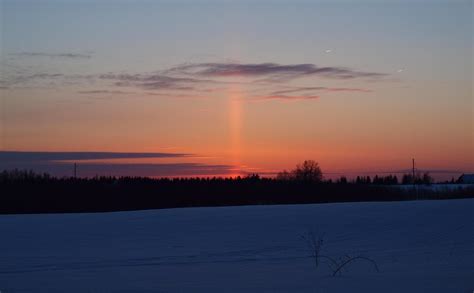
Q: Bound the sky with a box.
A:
[0,0,472,179]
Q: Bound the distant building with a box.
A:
[458,174,474,184]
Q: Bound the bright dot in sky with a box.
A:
[325,49,332,53]
[397,69,404,73]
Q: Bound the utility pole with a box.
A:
[412,158,415,185]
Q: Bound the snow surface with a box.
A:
[1,199,473,292]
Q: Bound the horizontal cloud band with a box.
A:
[0,152,239,178]
[1,60,385,101]
[0,151,189,163]
[168,62,387,80]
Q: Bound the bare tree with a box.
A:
[301,230,379,277]
[301,231,338,270]
[294,160,323,183]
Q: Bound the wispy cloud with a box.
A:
[270,86,372,96]
[10,52,92,59]
[168,62,387,81]
[0,151,190,163]
[0,66,94,89]
[250,95,320,101]
[0,72,66,88]
[77,90,137,95]
[98,73,204,91]
[1,60,384,102]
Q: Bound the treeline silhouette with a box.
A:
[1,166,472,214]
[276,160,435,185]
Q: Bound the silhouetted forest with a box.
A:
[1,166,472,214]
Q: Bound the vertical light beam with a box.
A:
[229,88,243,174]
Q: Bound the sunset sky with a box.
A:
[0,0,472,179]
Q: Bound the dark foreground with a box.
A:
[1,172,473,214]
[1,199,473,292]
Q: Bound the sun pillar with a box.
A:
[229,88,243,175]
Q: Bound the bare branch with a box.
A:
[332,255,379,277]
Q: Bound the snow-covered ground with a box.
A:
[1,199,473,293]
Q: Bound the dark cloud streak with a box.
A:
[0,162,237,178]
[0,151,241,178]
[270,86,372,96]
[77,90,136,95]
[0,151,190,163]
[98,73,205,91]
[1,61,383,102]
[11,52,92,59]
[168,62,387,81]
[250,95,320,101]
